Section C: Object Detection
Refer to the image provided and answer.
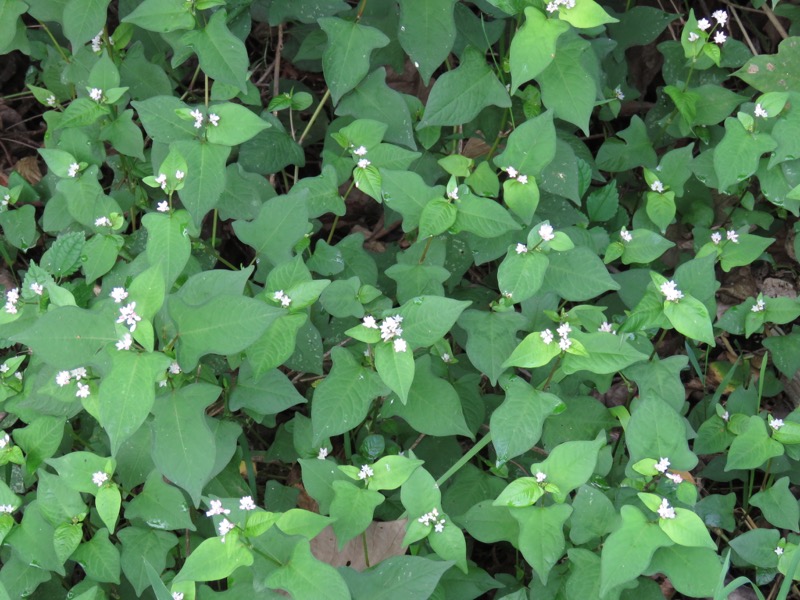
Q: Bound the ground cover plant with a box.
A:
[1,0,800,597]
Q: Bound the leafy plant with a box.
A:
[0,0,800,598]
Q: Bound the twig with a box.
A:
[730,3,758,56]
[272,24,283,104]
[762,3,788,40]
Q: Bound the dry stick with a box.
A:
[656,0,679,41]
[762,3,789,40]
[272,24,284,104]
[730,3,758,56]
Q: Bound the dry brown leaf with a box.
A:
[310,519,407,571]
[14,156,42,185]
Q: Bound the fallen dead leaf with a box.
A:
[310,519,407,571]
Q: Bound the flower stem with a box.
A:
[435,432,493,487]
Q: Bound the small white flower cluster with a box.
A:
[654,457,683,484]
[418,507,446,533]
[110,287,128,303]
[539,223,555,242]
[365,314,408,353]
[441,353,451,363]
[68,162,80,178]
[318,447,329,460]
[516,243,528,255]
[358,465,374,480]
[218,518,235,541]
[117,302,142,332]
[535,471,547,483]
[650,180,664,193]
[0,432,10,449]
[155,173,168,190]
[30,282,43,296]
[208,113,219,127]
[172,593,184,600]
[540,322,573,351]
[0,504,15,513]
[240,496,256,511]
[1,193,9,208]
[92,471,108,487]
[751,298,766,313]
[56,367,91,398]
[89,88,103,103]
[447,188,459,200]
[95,216,112,227]
[273,290,292,308]
[157,201,169,212]
[46,95,56,107]
[598,321,616,334]
[169,361,181,375]
[620,227,633,243]
[770,418,784,431]
[116,333,133,351]
[660,280,684,303]
[711,229,739,244]
[775,546,784,556]
[190,109,204,129]
[614,85,624,101]
[754,104,769,118]
[4,288,19,314]
[206,499,230,516]
[353,145,368,157]
[657,497,676,520]
[357,158,371,169]
[546,0,575,13]
[690,10,727,45]
[0,363,7,374]
[90,30,111,53]
[504,166,528,185]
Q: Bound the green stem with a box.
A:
[356,0,369,20]
[418,237,433,265]
[37,20,70,64]
[540,354,563,391]
[211,209,218,249]
[435,433,493,487]
[180,65,202,101]
[250,545,283,567]
[361,532,371,568]
[293,88,332,183]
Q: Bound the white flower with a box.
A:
[775,546,784,556]
[117,302,142,332]
[546,1,558,13]
[155,173,168,190]
[614,85,625,100]
[76,383,90,398]
[447,188,459,200]
[441,353,451,363]
[208,113,220,127]
[660,280,684,302]
[506,166,519,179]
[358,465,374,480]
[380,315,403,342]
[30,282,43,296]
[714,31,727,44]
[94,216,112,227]
[239,496,256,511]
[91,30,103,52]
[92,471,108,486]
[116,333,133,351]
[599,321,615,333]
[666,472,683,484]
[172,593,184,600]
[89,88,103,102]
[650,180,664,193]
[157,201,169,212]
[654,457,670,473]
[175,170,185,180]
[726,230,739,243]
[712,10,728,26]
[754,104,769,118]
[13,372,21,381]
[218,518,235,541]
[0,504,14,513]
[353,146,368,156]
[205,499,231,517]
[434,520,445,533]
[559,336,572,351]
[357,158,371,169]
[317,447,329,460]
[539,224,555,241]
[393,338,407,353]
[711,231,722,245]
[540,329,554,345]
[517,174,529,185]
[722,410,730,422]
[71,367,87,380]
[110,287,128,303]
[362,315,378,329]
[688,32,700,42]
[751,299,766,313]
[0,363,7,374]
[657,498,676,519]
[68,163,80,177]
[272,290,292,307]
[190,108,204,128]
[556,322,571,338]
[515,243,528,255]
[620,227,633,243]
[0,433,8,449]
[168,362,181,375]
[158,380,167,388]
[56,371,71,386]
[46,95,56,107]
[697,18,711,31]
[4,288,19,315]
[535,471,547,483]
[770,418,784,431]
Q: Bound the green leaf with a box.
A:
[118,527,178,597]
[557,0,618,28]
[509,8,569,93]
[319,17,390,104]
[374,339,415,403]
[0,205,38,251]
[98,351,172,455]
[395,295,471,347]
[494,110,557,178]
[124,470,196,531]
[621,229,675,264]
[366,455,423,491]
[537,435,605,501]
[645,190,675,233]
[205,103,271,146]
[734,37,800,94]
[544,247,620,301]
[726,416,784,471]
[122,0,195,32]
[311,348,387,446]
[12,306,116,368]
[182,10,249,93]
[72,529,120,584]
[596,116,657,172]
[329,481,385,546]
[418,199,457,239]
[513,504,572,585]
[397,0,457,85]
[233,194,309,266]
[172,140,231,228]
[454,195,521,238]
[95,485,121,533]
[503,329,562,369]
[264,539,350,599]
[729,528,781,568]
[174,535,253,583]
[562,331,648,375]
[749,476,799,531]
[63,0,111,48]
[497,250,549,304]
[538,38,597,135]
[491,378,563,464]
[341,556,452,600]
[418,46,511,127]
[151,384,220,506]
[663,294,715,345]
[381,169,443,232]
[169,294,277,371]
[599,505,673,596]
[493,477,544,508]
[40,231,85,278]
[428,516,468,573]
[713,117,777,191]
[626,397,697,471]
[720,233,774,272]
[658,507,717,550]
[570,485,617,544]
[142,213,191,290]
[0,0,26,54]
[646,545,722,599]
[458,309,527,385]
[132,96,198,144]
